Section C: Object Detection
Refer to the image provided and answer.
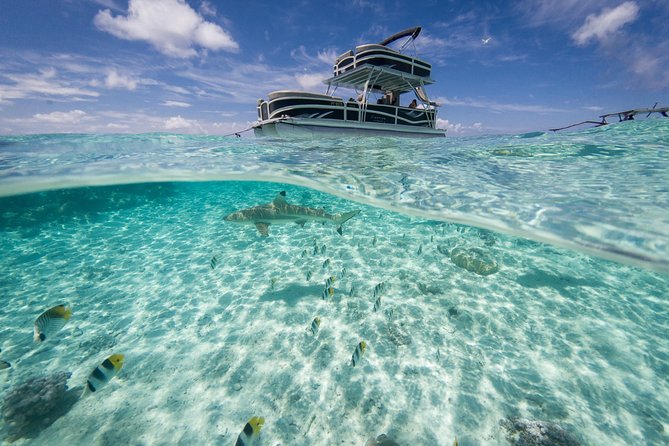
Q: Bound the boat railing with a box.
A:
[261,95,436,128]
[334,45,431,78]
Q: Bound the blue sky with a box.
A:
[1,0,668,135]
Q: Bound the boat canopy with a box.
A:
[379,26,421,46]
[323,65,435,94]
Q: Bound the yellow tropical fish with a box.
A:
[321,286,334,300]
[351,341,367,366]
[310,317,321,336]
[84,353,124,395]
[325,276,336,288]
[34,304,72,343]
[235,416,264,446]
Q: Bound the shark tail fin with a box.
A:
[335,210,360,235]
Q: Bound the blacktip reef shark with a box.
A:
[224,191,360,236]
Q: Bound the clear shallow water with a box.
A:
[1,119,668,274]
[0,125,667,445]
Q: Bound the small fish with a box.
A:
[339,267,347,279]
[210,255,218,269]
[349,286,355,297]
[235,416,264,446]
[84,353,124,395]
[322,258,330,269]
[321,287,334,300]
[301,249,308,258]
[325,275,336,288]
[372,235,377,246]
[417,244,422,255]
[321,244,326,255]
[313,245,319,255]
[270,277,278,290]
[34,304,72,343]
[373,282,386,299]
[306,271,312,281]
[0,361,10,370]
[373,295,381,312]
[430,235,434,243]
[454,437,459,446]
[310,317,321,336]
[351,341,367,366]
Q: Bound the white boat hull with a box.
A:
[253,118,445,138]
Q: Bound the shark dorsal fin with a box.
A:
[273,191,288,206]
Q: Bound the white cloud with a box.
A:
[317,49,338,65]
[437,118,462,133]
[517,0,608,28]
[33,110,88,124]
[164,115,203,132]
[106,122,129,129]
[104,69,139,90]
[0,68,99,102]
[291,46,338,67]
[437,118,485,134]
[162,100,191,108]
[572,2,639,45]
[295,72,328,91]
[436,96,567,114]
[94,0,239,58]
[199,1,217,17]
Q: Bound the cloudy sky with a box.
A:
[1,0,667,135]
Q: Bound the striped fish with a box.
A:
[373,295,381,312]
[306,271,312,281]
[210,255,218,269]
[320,244,326,255]
[84,353,124,395]
[235,416,264,446]
[310,317,321,336]
[322,258,330,269]
[351,341,367,366]
[373,282,386,299]
[349,286,355,297]
[321,286,334,300]
[33,304,72,343]
[325,275,336,288]
[417,244,423,255]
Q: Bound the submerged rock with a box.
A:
[500,417,581,446]
[450,247,499,276]
[2,371,80,441]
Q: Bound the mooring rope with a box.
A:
[221,126,254,138]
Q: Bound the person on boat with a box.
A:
[409,99,418,109]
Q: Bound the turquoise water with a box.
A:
[0,121,667,445]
